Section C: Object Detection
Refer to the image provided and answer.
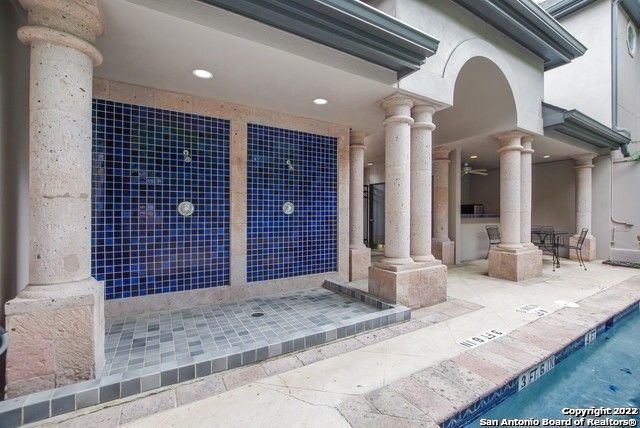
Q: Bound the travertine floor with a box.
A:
[35,257,639,427]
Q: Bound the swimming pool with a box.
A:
[469,311,640,426]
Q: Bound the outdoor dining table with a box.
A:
[531,228,569,270]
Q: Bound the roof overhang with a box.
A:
[196,0,440,78]
[543,102,631,151]
[542,0,640,27]
[451,0,587,70]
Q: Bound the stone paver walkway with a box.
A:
[33,258,639,427]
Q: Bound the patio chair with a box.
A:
[485,225,500,259]
[534,226,560,271]
[568,228,589,271]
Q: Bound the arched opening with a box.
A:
[434,57,519,263]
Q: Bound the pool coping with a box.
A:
[0,281,410,427]
[440,278,640,427]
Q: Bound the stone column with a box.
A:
[410,104,437,263]
[570,154,597,261]
[4,0,105,397]
[349,130,371,280]
[369,94,446,309]
[520,137,534,247]
[488,131,542,281]
[380,94,414,266]
[432,148,455,265]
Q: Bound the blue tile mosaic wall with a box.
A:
[92,99,230,300]
[247,124,338,282]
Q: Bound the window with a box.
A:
[627,21,637,57]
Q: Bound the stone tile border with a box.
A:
[336,275,640,428]
[13,292,484,427]
[0,283,411,428]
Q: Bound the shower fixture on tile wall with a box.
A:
[285,159,295,172]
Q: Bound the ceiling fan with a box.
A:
[462,163,488,176]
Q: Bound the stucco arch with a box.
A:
[441,38,522,122]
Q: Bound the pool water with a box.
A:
[469,312,640,426]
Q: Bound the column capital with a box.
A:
[411,103,436,131]
[18,0,103,65]
[381,93,414,121]
[495,130,526,143]
[496,131,524,153]
[574,153,597,168]
[350,129,366,149]
[433,147,451,161]
[521,136,534,154]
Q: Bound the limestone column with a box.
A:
[369,94,447,309]
[488,131,542,281]
[497,133,524,250]
[570,154,597,261]
[380,94,414,266]
[410,104,437,263]
[349,130,371,280]
[520,137,534,247]
[432,148,455,265]
[4,0,105,397]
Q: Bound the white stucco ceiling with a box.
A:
[95,0,398,134]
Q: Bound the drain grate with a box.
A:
[251,312,265,318]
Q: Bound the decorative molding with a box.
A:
[198,0,439,77]
[542,0,640,27]
[542,102,631,150]
[451,0,587,70]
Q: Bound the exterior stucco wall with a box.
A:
[0,2,30,322]
[395,0,545,135]
[94,78,350,318]
[616,7,640,139]
[543,0,612,126]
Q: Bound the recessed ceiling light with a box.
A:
[192,69,213,79]
[470,155,478,159]
[313,98,328,105]
[366,162,373,166]
[543,155,551,159]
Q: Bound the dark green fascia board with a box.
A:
[542,0,640,27]
[197,0,440,78]
[540,0,597,20]
[621,0,640,28]
[452,0,587,70]
[543,102,631,150]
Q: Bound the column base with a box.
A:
[349,247,371,281]
[368,261,447,309]
[4,278,105,398]
[488,247,543,282]
[432,239,455,266]
[569,236,596,261]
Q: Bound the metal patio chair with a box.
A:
[568,228,589,271]
[485,225,501,259]
[533,225,560,271]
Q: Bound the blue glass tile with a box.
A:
[246,124,337,282]
[92,99,230,300]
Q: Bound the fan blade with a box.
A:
[470,171,488,176]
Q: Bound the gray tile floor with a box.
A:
[104,288,380,376]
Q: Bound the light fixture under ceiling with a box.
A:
[313,98,328,105]
[366,162,373,166]
[470,155,478,159]
[543,155,551,159]
[192,69,213,79]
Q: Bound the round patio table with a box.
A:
[531,228,569,270]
